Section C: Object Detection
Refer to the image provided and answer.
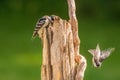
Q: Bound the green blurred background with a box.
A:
[0,0,120,80]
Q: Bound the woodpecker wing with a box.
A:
[32,18,46,39]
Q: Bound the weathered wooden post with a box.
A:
[37,0,87,80]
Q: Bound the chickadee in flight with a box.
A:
[88,44,114,68]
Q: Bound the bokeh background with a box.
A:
[0,0,120,80]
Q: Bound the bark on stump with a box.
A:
[39,16,86,80]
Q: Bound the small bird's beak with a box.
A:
[93,58,101,68]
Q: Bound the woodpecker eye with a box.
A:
[50,15,55,21]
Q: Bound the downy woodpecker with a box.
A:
[32,16,54,39]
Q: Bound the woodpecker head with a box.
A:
[48,15,55,23]
[50,15,55,21]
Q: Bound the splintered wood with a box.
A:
[40,16,86,80]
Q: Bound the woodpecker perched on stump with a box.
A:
[32,15,55,39]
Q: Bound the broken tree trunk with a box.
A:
[39,0,87,80]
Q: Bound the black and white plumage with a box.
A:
[32,15,54,39]
[88,44,114,68]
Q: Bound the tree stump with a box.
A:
[39,16,86,80]
[37,0,87,80]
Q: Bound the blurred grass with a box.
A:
[0,14,42,80]
[0,0,120,80]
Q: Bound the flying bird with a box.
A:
[88,44,115,68]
